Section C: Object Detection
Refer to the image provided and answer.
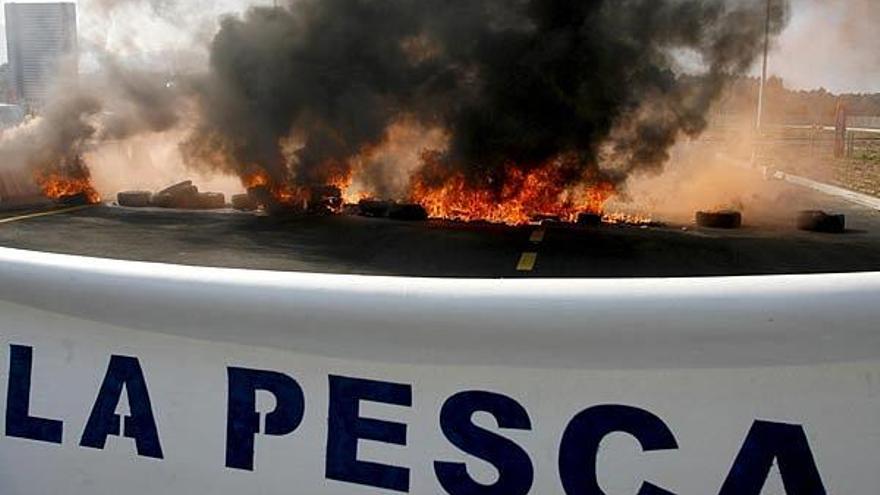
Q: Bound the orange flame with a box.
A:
[34,172,101,204]
[601,211,655,225]
[320,160,354,193]
[410,154,615,225]
[242,170,270,189]
[239,149,638,225]
[242,167,351,212]
[242,170,310,206]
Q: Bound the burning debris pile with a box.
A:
[233,171,345,215]
[1,0,791,224]
[0,94,106,207]
[355,200,428,222]
[34,155,101,206]
[410,152,615,224]
[179,0,789,225]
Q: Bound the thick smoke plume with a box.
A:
[183,0,790,203]
[1,0,790,219]
[0,57,182,199]
[0,0,250,203]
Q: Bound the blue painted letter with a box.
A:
[225,367,305,470]
[719,421,826,495]
[559,405,678,495]
[434,390,533,495]
[5,345,63,444]
[326,375,412,492]
[80,355,163,459]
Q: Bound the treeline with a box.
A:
[716,77,880,125]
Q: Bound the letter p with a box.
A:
[226,367,305,471]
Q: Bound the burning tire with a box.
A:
[117,191,153,208]
[248,185,281,214]
[797,211,846,234]
[358,200,393,218]
[57,193,95,207]
[577,213,602,227]
[696,211,742,229]
[388,204,429,221]
[246,186,306,215]
[532,214,562,225]
[310,186,343,213]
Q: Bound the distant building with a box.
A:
[0,103,25,129]
[4,2,77,111]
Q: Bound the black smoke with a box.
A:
[183,0,790,193]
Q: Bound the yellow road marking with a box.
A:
[0,205,95,225]
[529,229,545,244]
[517,252,538,272]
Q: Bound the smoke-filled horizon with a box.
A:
[2,0,873,93]
[0,0,793,222]
[182,0,789,199]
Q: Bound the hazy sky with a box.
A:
[1,0,878,93]
[768,0,880,93]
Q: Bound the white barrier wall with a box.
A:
[0,247,878,494]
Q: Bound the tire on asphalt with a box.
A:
[157,180,194,197]
[388,203,429,221]
[198,192,226,209]
[696,211,742,229]
[797,210,846,234]
[152,185,200,209]
[58,192,93,206]
[117,191,153,208]
[151,193,173,208]
[358,200,393,218]
[577,213,602,227]
[231,194,257,211]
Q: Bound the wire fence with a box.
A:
[750,126,880,197]
[756,126,880,162]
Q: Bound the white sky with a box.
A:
[765,0,880,93]
[1,0,878,93]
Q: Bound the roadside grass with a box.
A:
[854,148,880,164]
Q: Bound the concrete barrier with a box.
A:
[0,247,877,494]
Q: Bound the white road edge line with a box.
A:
[715,152,880,211]
[0,205,96,225]
[781,174,880,211]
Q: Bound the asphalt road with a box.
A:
[0,183,879,278]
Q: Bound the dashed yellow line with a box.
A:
[517,252,538,272]
[529,229,545,244]
[0,205,95,225]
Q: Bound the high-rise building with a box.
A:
[5,2,77,111]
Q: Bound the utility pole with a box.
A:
[755,0,772,132]
[751,0,772,169]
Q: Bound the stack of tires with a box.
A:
[117,181,227,210]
